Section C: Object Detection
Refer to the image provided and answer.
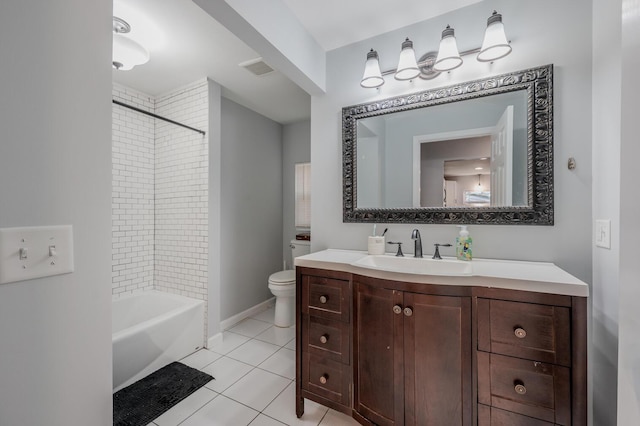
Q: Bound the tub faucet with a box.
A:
[411,229,423,258]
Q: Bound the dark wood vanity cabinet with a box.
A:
[353,276,472,426]
[296,267,353,417]
[295,267,587,426]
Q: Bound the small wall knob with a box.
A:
[320,335,328,344]
[514,383,527,395]
[319,374,328,384]
[319,295,328,304]
[393,305,402,314]
[514,327,527,339]
[404,307,413,317]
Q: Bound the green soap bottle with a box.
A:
[456,225,472,261]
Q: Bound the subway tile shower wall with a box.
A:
[111,80,209,336]
[112,84,155,297]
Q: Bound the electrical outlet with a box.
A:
[595,219,611,249]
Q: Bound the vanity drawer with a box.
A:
[477,299,571,366]
[478,352,570,425]
[478,404,556,426]
[301,275,351,322]
[302,352,351,406]
[302,315,350,364]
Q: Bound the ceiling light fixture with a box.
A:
[112,16,149,71]
[360,11,512,88]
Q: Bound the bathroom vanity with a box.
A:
[295,249,588,426]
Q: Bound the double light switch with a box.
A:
[0,225,74,285]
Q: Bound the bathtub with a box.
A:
[112,290,205,391]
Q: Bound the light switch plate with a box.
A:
[0,225,74,285]
[595,219,611,249]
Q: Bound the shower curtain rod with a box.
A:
[112,99,206,136]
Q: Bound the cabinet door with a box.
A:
[354,283,404,426]
[403,293,472,426]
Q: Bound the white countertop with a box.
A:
[295,249,589,297]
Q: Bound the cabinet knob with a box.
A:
[404,307,413,317]
[514,327,527,339]
[319,295,328,304]
[320,334,328,344]
[514,382,527,395]
[319,374,328,385]
[393,305,402,314]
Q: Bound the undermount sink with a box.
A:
[352,254,473,276]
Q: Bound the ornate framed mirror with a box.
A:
[342,64,553,225]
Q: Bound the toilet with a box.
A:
[268,239,311,327]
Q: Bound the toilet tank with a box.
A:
[291,239,311,258]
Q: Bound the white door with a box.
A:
[490,106,514,206]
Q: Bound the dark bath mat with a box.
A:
[113,361,213,426]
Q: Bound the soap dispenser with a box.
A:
[456,225,472,261]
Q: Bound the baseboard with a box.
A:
[207,332,223,349]
[219,297,275,331]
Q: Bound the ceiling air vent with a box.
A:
[239,57,274,76]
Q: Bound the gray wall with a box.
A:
[311,0,593,283]
[282,120,311,267]
[220,98,283,320]
[0,1,112,424]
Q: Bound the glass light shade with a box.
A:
[113,33,149,71]
[477,11,512,62]
[394,38,420,81]
[361,49,385,88]
[433,26,463,72]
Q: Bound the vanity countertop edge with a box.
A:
[294,249,589,298]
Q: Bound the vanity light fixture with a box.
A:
[112,16,149,71]
[433,26,463,72]
[477,11,512,62]
[359,10,512,88]
[360,49,385,88]
[394,38,421,80]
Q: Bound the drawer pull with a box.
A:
[320,334,328,344]
[319,374,328,384]
[514,382,527,395]
[393,305,402,314]
[404,307,413,317]
[514,327,527,339]
[319,295,328,304]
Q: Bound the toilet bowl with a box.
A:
[268,239,310,327]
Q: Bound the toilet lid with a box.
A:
[269,270,295,285]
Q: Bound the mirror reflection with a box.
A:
[356,90,528,209]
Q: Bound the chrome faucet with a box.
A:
[411,229,422,258]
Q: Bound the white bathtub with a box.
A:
[112,290,205,391]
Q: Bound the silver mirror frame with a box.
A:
[342,64,553,225]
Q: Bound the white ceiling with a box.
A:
[112,0,482,124]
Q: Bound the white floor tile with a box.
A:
[202,356,253,393]
[248,414,287,426]
[180,395,259,426]
[255,325,295,346]
[263,382,328,425]
[153,387,218,426]
[223,368,291,412]
[319,409,362,425]
[259,348,295,379]
[226,339,281,366]
[285,338,296,351]
[228,318,273,338]
[180,349,222,370]
[251,306,276,324]
[208,331,251,355]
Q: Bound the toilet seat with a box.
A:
[268,270,295,286]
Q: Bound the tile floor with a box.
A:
[147,306,361,426]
